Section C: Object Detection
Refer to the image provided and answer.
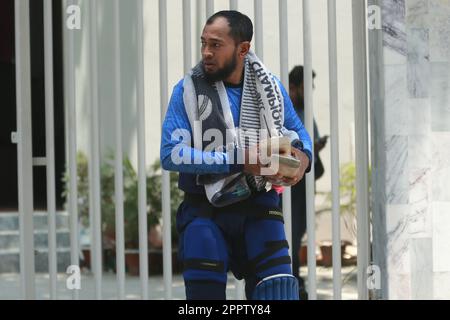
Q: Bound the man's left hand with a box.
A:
[266,148,310,186]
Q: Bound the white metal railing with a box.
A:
[15,0,35,300]
[159,0,172,300]
[44,0,58,300]
[351,0,371,300]
[206,0,214,18]
[62,0,79,301]
[88,0,103,300]
[253,0,263,60]
[302,0,317,300]
[136,0,150,300]
[327,0,342,300]
[279,0,292,269]
[13,0,372,300]
[113,0,126,300]
[183,0,193,75]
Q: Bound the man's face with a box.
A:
[201,17,239,82]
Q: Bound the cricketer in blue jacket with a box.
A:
[160,11,312,300]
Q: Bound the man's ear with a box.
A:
[239,41,251,57]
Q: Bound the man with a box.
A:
[288,66,328,299]
[160,11,312,300]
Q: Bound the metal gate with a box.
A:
[10,0,371,300]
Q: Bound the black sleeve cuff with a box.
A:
[291,139,312,173]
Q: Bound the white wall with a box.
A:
[371,0,450,300]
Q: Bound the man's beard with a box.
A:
[202,52,238,83]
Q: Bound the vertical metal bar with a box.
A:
[113,0,126,300]
[181,17,197,300]
[302,0,317,300]
[87,64,95,301]
[159,0,173,300]
[231,0,246,301]
[43,0,58,300]
[65,0,79,301]
[15,0,36,300]
[234,279,245,300]
[62,0,70,209]
[279,0,292,261]
[88,74,95,303]
[196,0,203,62]
[206,0,214,18]
[230,0,238,10]
[327,0,342,300]
[62,3,71,288]
[367,0,386,300]
[89,0,103,300]
[183,0,192,74]
[254,0,263,60]
[352,0,370,300]
[136,0,149,300]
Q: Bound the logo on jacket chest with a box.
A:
[198,95,213,121]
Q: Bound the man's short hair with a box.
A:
[289,65,316,87]
[206,10,253,44]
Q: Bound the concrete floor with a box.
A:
[0,265,357,300]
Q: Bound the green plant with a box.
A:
[99,152,162,248]
[147,160,184,244]
[62,152,90,227]
[338,162,357,217]
[321,161,371,239]
[337,162,358,239]
[63,151,183,249]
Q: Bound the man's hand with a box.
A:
[266,147,310,186]
[242,143,310,187]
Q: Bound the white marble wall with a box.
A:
[374,0,450,299]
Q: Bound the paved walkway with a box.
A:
[0,266,357,300]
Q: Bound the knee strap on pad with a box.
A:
[252,274,299,300]
[182,218,228,284]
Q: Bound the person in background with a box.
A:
[287,65,328,299]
